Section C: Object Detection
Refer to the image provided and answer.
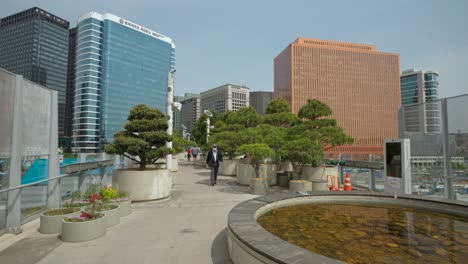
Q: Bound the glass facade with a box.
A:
[73,12,175,153]
[0,7,69,137]
[400,70,440,133]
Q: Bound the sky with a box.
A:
[2,0,467,98]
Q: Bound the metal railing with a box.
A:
[0,159,115,235]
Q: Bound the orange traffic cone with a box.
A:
[343,173,352,191]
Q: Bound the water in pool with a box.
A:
[257,203,468,263]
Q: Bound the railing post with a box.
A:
[6,75,24,234]
[369,155,376,191]
[78,153,87,192]
[441,99,454,200]
[338,153,344,184]
[47,91,60,209]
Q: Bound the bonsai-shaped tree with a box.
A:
[263,98,298,127]
[238,143,274,179]
[105,104,172,170]
[208,107,263,159]
[280,99,353,178]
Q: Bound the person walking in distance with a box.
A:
[206,144,223,186]
[191,146,200,161]
[186,147,192,161]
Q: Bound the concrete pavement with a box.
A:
[0,161,260,264]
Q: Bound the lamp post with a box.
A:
[166,70,181,171]
[204,110,213,143]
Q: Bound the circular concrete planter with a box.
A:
[311,180,329,191]
[303,166,338,181]
[237,161,277,186]
[60,214,106,242]
[112,169,171,201]
[219,159,239,176]
[101,205,120,228]
[111,199,132,217]
[289,180,312,193]
[249,178,268,195]
[39,208,81,234]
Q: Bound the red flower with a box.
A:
[89,193,101,203]
[80,211,93,219]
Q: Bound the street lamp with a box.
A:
[166,70,181,171]
[204,110,213,143]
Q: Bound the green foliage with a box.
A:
[71,191,81,201]
[43,208,80,216]
[238,143,274,178]
[105,104,172,170]
[280,99,353,176]
[83,183,102,199]
[99,186,119,202]
[279,138,324,178]
[452,162,467,170]
[262,112,297,127]
[225,107,262,128]
[172,130,189,154]
[192,110,220,147]
[265,98,291,114]
[298,99,332,120]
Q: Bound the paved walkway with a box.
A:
[0,161,260,264]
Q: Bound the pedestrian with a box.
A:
[191,146,200,161]
[187,147,192,161]
[206,144,223,186]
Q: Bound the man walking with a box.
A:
[191,146,200,161]
[206,144,223,186]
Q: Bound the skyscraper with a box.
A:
[400,69,440,133]
[73,12,175,153]
[180,96,201,134]
[174,93,198,133]
[200,84,249,114]
[250,91,274,115]
[274,38,400,157]
[64,27,77,141]
[0,7,69,137]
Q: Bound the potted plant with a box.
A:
[98,186,121,227]
[39,207,81,234]
[280,99,353,192]
[62,191,90,209]
[61,193,106,242]
[105,104,172,201]
[238,143,274,195]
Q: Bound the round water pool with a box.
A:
[227,192,468,264]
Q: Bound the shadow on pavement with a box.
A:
[211,228,233,264]
[0,235,62,264]
[195,179,250,195]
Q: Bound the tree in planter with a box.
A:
[104,104,172,170]
[238,143,274,179]
[208,107,263,159]
[280,99,353,178]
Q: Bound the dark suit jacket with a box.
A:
[206,150,223,167]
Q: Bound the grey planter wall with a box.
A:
[289,180,312,193]
[249,178,268,195]
[102,205,120,228]
[303,166,339,181]
[39,209,81,234]
[113,199,132,217]
[236,161,277,186]
[112,169,171,201]
[60,214,106,242]
[219,159,239,176]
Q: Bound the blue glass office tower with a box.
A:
[400,69,440,133]
[73,12,175,153]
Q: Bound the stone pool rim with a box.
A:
[227,191,468,264]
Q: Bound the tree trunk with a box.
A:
[139,161,146,170]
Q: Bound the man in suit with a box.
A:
[206,144,223,186]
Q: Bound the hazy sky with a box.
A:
[2,0,467,97]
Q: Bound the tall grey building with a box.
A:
[200,84,249,114]
[64,27,77,141]
[180,96,201,135]
[174,93,198,133]
[250,91,274,115]
[0,7,69,137]
[400,69,440,134]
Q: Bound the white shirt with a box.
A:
[213,150,217,161]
